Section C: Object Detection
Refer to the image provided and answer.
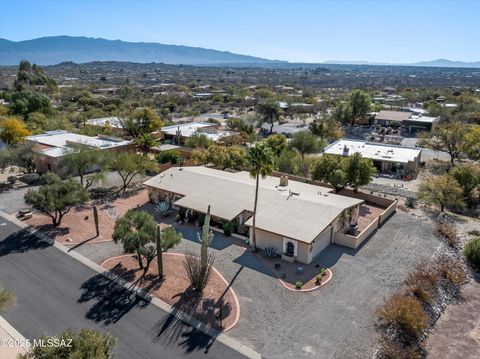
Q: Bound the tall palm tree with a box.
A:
[247,143,274,252]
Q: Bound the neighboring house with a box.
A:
[85,116,127,136]
[374,110,439,132]
[324,139,422,177]
[145,166,371,264]
[27,130,134,175]
[261,121,309,136]
[160,121,236,143]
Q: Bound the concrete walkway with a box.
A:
[0,315,28,358]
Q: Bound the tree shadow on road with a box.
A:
[78,268,150,325]
[0,228,52,257]
[150,308,217,355]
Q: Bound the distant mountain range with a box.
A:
[324,58,480,68]
[0,36,282,66]
[0,36,479,68]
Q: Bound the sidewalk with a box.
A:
[0,315,28,359]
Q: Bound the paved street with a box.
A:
[0,218,248,359]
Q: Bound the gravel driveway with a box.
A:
[72,211,441,359]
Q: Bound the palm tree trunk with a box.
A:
[251,174,260,252]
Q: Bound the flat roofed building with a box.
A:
[374,110,439,132]
[27,130,134,174]
[160,122,236,142]
[145,166,365,264]
[324,139,422,177]
[85,116,127,136]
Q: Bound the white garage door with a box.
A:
[311,227,332,259]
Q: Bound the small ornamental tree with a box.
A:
[288,130,325,158]
[112,210,156,270]
[109,151,156,196]
[24,173,89,226]
[419,122,469,166]
[60,145,110,189]
[18,328,117,359]
[418,174,464,212]
[0,117,31,146]
[312,153,376,193]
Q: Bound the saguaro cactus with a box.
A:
[93,206,99,237]
[156,224,163,278]
[197,205,214,268]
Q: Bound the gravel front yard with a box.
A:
[72,210,441,359]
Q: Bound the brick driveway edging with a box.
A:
[0,210,261,359]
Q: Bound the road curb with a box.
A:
[0,210,261,359]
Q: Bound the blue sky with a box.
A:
[1,0,479,63]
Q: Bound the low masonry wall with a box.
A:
[334,218,379,249]
[333,197,397,249]
[379,200,397,225]
[338,188,396,208]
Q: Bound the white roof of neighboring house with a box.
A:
[27,130,132,158]
[161,122,234,141]
[324,139,421,164]
[145,167,363,243]
[86,116,124,129]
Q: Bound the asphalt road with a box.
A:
[0,218,247,359]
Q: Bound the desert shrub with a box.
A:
[379,337,423,359]
[468,229,480,237]
[156,150,184,164]
[377,294,428,339]
[464,238,480,270]
[7,175,17,184]
[222,221,233,236]
[320,268,327,276]
[405,196,417,208]
[295,281,303,289]
[435,221,460,248]
[315,275,322,284]
[435,254,467,286]
[404,263,438,304]
[155,201,171,217]
[183,250,215,292]
[264,245,277,258]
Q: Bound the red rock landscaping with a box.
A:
[102,253,239,331]
[25,189,150,245]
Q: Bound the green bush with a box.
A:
[295,281,303,289]
[464,238,480,270]
[156,150,184,164]
[222,221,233,236]
[315,275,322,284]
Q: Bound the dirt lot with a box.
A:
[424,274,480,359]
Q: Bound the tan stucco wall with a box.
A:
[251,227,313,264]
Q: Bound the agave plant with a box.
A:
[155,201,171,217]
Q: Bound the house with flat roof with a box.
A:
[324,139,422,177]
[374,110,439,132]
[85,116,127,136]
[27,130,134,175]
[144,166,396,264]
[160,122,236,143]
